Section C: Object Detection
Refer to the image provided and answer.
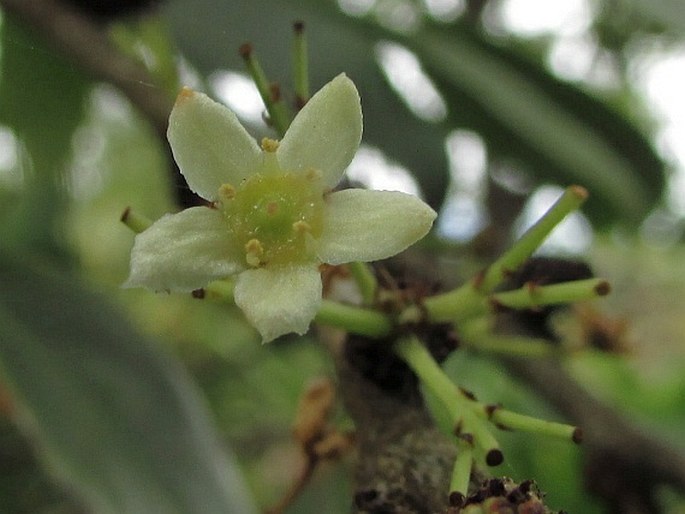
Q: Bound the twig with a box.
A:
[0,0,205,207]
[0,0,172,137]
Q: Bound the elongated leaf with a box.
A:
[0,254,256,514]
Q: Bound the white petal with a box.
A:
[234,265,322,343]
[317,189,436,265]
[167,88,261,201]
[277,74,362,189]
[124,207,243,292]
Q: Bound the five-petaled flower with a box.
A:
[125,74,436,342]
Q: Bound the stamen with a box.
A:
[292,21,310,109]
[261,137,280,152]
[245,238,264,267]
[219,183,236,201]
[176,86,195,103]
[292,220,312,234]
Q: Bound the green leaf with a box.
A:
[0,254,256,514]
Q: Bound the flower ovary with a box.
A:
[222,172,325,267]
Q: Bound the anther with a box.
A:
[219,183,236,201]
[448,491,465,507]
[176,86,195,103]
[238,43,252,59]
[572,427,584,444]
[595,280,611,296]
[486,448,504,467]
[245,238,264,267]
[261,137,280,152]
[292,220,311,234]
[270,83,282,102]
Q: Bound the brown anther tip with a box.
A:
[295,95,308,110]
[484,404,499,418]
[459,387,477,401]
[572,427,583,444]
[569,185,589,200]
[448,491,465,507]
[525,280,540,293]
[489,297,505,312]
[472,268,486,290]
[595,280,611,296]
[191,288,206,299]
[486,448,504,466]
[518,480,533,494]
[293,20,305,33]
[458,433,474,446]
[238,43,252,58]
[270,83,282,102]
[120,206,131,223]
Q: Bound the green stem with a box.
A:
[394,335,459,408]
[348,261,378,305]
[120,207,152,233]
[202,279,235,302]
[487,407,582,443]
[394,336,502,465]
[193,281,391,337]
[315,300,392,338]
[449,442,473,500]
[419,186,588,324]
[490,278,610,310]
[239,43,291,137]
[421,286,486,324]
[478,185,588,294]
[460,317,556,357]
[292,21,309,108]
[459,407,503,466]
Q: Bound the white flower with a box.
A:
[125,74,436,342]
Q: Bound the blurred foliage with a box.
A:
[0,253,257,513]
[0,0,684,512]
[0,17,91,261]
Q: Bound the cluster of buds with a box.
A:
[448,478,558,514]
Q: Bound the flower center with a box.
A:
[220,171,325,267]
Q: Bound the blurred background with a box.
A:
[0,0,684,512]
